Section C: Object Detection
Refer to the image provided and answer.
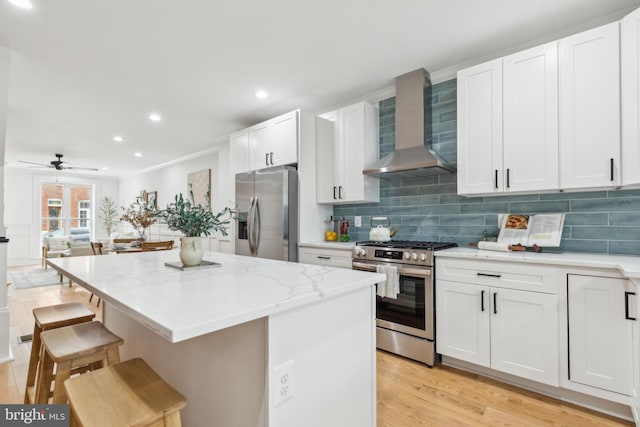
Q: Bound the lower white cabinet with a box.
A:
[568,274,635,395]
[436,259,559,386]
[298,245,352,269]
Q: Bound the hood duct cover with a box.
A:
[363,68,456,178]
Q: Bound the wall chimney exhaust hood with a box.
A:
[363,68,456,178]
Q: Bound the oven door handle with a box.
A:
[352,261,431,277]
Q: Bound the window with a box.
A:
[78,201,90,228]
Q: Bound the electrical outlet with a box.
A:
[273,360,294,406]
[355,216,362,227]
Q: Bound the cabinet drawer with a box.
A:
[436,258,559,294]
[299,247,352,269]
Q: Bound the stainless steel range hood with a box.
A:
[363,68,456,178]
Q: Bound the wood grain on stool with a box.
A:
[24,302,95,404]
[65,358,186,427]
[35,321,123,404]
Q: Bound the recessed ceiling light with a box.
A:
[101,167,109,171]
[113,136,124,142]
[7,0,33,10]
[149,113,162,122]
[134,152,142,157]
[255,90,268,99]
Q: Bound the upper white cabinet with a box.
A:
[230,130,250,174]
[622,7,640,186]
[568,274,635,395]
[559,23,620,189]
[457,59,503,195]
[316,102,379,204]
[248,110,298,171]
[457,43,559,196]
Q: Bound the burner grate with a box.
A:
[356,240,457,250]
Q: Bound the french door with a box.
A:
[40,182,94,242]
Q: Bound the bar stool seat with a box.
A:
[35,321,123,404]
[65,358,186,427]
[24,302,96,404]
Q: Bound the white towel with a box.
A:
[376,264,399,299]
[477,241,510,252]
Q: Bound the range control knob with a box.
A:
[404,252,411,260]
[419,253,427,261]
[411,252,418,260]
[354,247,366,257]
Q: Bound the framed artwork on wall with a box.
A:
[145,191,158,209]
[187,169,211,207]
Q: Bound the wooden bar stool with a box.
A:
[24,302,96,404]
[65,358,186,427]
[34,321,123,404]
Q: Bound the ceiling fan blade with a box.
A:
[18,160,52,167]
[64,166,99,171]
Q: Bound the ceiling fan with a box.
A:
[18,153,99,171]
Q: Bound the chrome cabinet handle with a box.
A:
[338,186,344,199]
[265,153,269,166]
[317,256,331,260]
[495,170,498,189]
[481,290,485,312]
[506,169,510,188]
[333,186,337,200]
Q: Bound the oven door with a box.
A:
[352,260,433,340]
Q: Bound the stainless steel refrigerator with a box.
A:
[234,166,298,261]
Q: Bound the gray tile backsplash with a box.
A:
[333,78,640,255]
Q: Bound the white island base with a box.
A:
[104,285,375,427]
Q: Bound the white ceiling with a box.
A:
[1,0,638,176]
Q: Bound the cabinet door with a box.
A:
[568,274,634,395]
[269,110,298,167]
[457,59,503,195]
[503,42,559,192]
[491,288,559,386]
[436,280,490,367]
[248,122,272,171]
[559,22,620,189]
[339,103,365,201]
[230,130,249,174]
[316,114,338,203]
[622,7,640,186]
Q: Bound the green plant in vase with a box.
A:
[155,193,235,266]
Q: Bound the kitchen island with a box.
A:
[47,251,384,427]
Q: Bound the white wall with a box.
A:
[4,168,119,266]
[118,147,234,253]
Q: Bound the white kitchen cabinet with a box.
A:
[457,59,503,195]
[622,7,640,186]
[298,245,353,269]
[559,22,620,189]
[316,102,379,204]
[457,42,558,196]
[230,130,249,174]
[436,258,559,386]
[248,110,298,171]
[568,274,635,395]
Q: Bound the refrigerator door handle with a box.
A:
[253,197,261,255]
[248,197,255,255]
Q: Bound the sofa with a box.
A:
[42,236,93,268]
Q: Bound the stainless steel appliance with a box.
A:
[352,240,457,366]
[235,166,298,262]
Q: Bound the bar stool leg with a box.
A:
[34,345,55,404]
[52,360,73,404]
[23,324,42,403]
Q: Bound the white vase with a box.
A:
[180,236,203,266]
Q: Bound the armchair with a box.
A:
[42,236,72,268]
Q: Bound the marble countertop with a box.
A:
[48,251,384,343]
[298,241,356,250]
[435,247,640,279]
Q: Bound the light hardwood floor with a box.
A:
[1,265,634,426]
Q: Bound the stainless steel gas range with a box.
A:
[352,240,457,366]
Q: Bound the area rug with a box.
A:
[8,268,62,290]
